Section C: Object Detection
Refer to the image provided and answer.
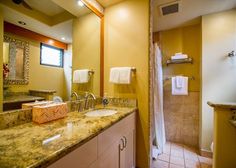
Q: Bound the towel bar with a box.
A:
[89,70,95,75]
[164,76,195,81]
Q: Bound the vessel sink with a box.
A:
[85,109,117,117]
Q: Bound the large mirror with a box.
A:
[0,0,103,112]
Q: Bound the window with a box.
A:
[40,43,64,67]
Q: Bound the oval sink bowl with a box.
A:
[85,109,117,117]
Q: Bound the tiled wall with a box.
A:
[164,90,199,148]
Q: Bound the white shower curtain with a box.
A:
[152,43,166,155]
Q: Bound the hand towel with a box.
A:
[109,67,132,84]
[109,67,120,83]
[73,69,89,83]
[171,54,188,60]
[175,76,184,88]
[172,76,188,95]
[118,67,132,84]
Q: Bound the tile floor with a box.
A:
[153,142,212,168]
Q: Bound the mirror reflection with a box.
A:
[1,1,101,112]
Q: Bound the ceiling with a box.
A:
[0,0,129,44]
[2,5,73,43]
[24,0,65,16]
[153,0,236,32]
[98,0,126,7]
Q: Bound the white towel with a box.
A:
[73,69,90,83]
[175,76,184,88]
[118,67,132,84]
[109,67,132,84]
[172,76,188,95]
[171,54,188,60]
[109,67,120,83]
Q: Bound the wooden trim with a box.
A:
[4,22,68,50]
[100,16,104,97]
[82,0,104,18]
[82,0,105,96]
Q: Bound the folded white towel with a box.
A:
[73,69,90,83]
[171,54,188,60]
[172,76,188,95]
[175,76,184,88]
[118,67,132,84]
[109,67,120,83]
[109,67,132,84]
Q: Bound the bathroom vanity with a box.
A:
[0,106,136,168]
[208,102,236,168]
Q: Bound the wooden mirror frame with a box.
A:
[82,0,104,97]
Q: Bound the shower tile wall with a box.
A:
[155,23,201,148]
[164,90,199,148]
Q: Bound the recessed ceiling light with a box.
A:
[18,21,26,25]
[77,0,84,7]
[61,37,65,40]
[48,40,54,45]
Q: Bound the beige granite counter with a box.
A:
[0,106,136,168]
[207,101,236,109]
[3,95,45,104]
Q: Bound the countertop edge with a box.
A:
[33,109,137,168]
[207,101,236,109]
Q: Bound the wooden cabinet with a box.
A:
[97,113,136,168]
[48,137,98,168]
[48,113,136,168]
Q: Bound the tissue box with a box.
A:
[22,101,53,109]
[32,103,68,124]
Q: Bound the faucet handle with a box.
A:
[102,97,109,107]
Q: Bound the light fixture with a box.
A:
[77,0,84,7]
[61,37,65,40]
[48,40,54,45]
[18,21,26,25]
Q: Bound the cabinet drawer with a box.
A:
[98,112,135,155]
[48,137,97,168]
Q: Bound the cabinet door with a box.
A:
[48,137,97,168]
[97,139,121,168]
[120,129,135,168]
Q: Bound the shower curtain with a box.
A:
[152,43,166,155]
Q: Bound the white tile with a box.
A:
[170,156,185,166]
[157,153,170,162]
[153,160,169,168]
[171,149,184,158]
[169,164,185,168]
[185,159,201,168]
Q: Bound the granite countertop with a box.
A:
[3,95,45,104]
[0,106,136,168]
[207,101,236,109]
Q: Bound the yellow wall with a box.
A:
[159,24,201,91]
[72,13,100,97]
[104,0,150,167]
[4,33,66,99]
[201,9,236,151]
[0,8,3,111]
